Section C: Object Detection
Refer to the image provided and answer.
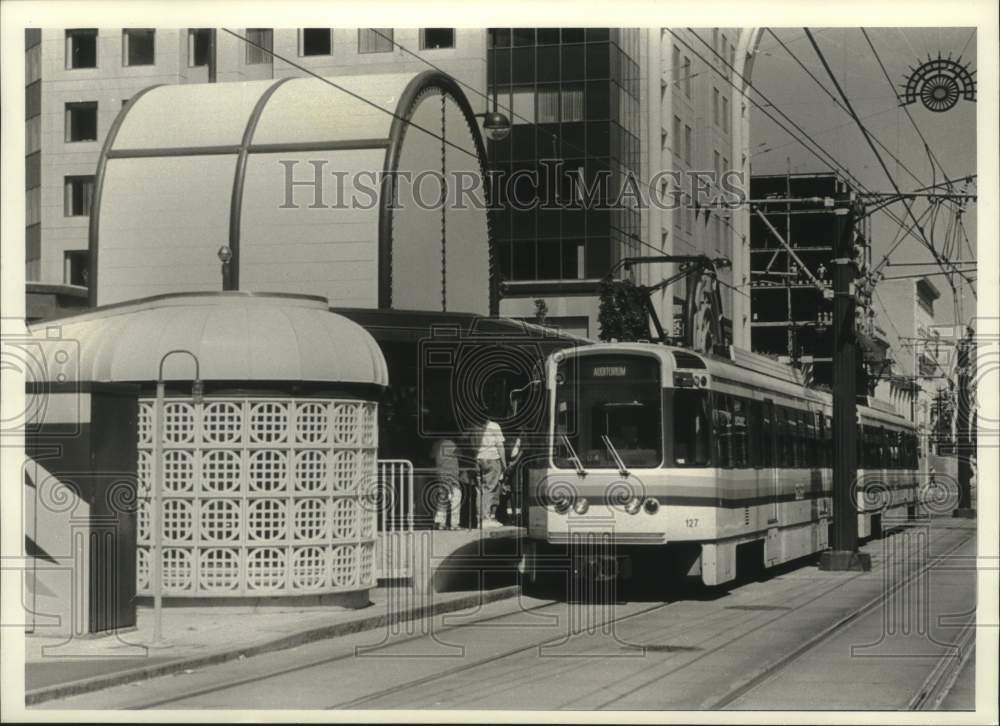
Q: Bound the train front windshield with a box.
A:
[554,354,663,469]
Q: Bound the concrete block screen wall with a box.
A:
[135,397,379,597]
[27,292,390,605]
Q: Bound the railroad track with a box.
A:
[122,523,973,711]
[908,624,977,711]
[703,527,976,710]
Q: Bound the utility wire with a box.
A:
[221,28,481,163]
[803,28,975,294]
[765,28,927,189]
[860,29,954,188]
[763,28,975,284]
[673,27,948,292]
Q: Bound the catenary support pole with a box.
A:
[820,197,871,571]
[954,327,976,518]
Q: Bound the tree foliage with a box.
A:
[598,278,649,342]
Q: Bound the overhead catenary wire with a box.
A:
[802,28,975,294]
[860,29,955,191]
[221,28,482,163]
[366,27,746,267]
[762,28,975,287]
[764,28,928,189]
[673,27,950,279]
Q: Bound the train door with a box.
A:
[762,399,779,525]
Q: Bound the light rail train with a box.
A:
[521,343,921,586]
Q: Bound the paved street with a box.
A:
[37,518,975,711]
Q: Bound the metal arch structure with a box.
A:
[87,71,495,316]
[902,54,977,113]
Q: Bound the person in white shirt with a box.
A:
[431,438,462,531]
[470,415,506,528]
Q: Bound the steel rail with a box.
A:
[706,527,976,709]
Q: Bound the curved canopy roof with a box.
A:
[91,71,493,316]
[29,293,388,386]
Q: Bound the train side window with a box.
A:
[817,414,826,468]
[749,400,761,468]
[731,398,748,468]
[673,389,710,466]
[859,424,867,469]
[825,415,833,468]
[713,394,732,469]
[775,408,788,468]
[760,404,773,468]
[804,412,814,467]
[797,411,807,467]
[787,411,797,467]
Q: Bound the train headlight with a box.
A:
[625,497,642,515]
[573,497,590,515]
[551,496,572,514]
[643,498,660,515]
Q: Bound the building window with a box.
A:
[684,124,692,166]
[123,29,155,66]
[683,56,691,98]
[64,250,89,286]
[359,28,393,54]
[672,115,681,158]
[730,43,736,69]
[64,175,95,217]
[488,28,511,48]
[65,102,98,142]
[300,28,332,56]
[722,95,729,132]
[713,87,720,126]
[672,44,680,86]
[510,87,536,124]
[26,80,41,119]
[245,28,273,64]
[537,87,559,123]
[189,28,213,67]
[420,28,454,50]
[66,29,98,69]
[561,85,584,122]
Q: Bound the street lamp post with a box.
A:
[218,245,234,291]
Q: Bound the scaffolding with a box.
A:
[748,172,873,388]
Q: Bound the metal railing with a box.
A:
[376,459,415,532]
[376,459,414,579]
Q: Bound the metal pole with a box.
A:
[820,199,871,571]
[955,328,975,517]
[152,379,165,642]
[151,349,200,642]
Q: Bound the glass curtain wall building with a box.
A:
[487,28,642,304]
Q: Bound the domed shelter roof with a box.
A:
[28,292,388,386]
[90,71,494,317]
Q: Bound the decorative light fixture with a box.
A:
[902,53,976,113]
[478,110,511,142]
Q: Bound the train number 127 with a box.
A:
[685,518,699,528]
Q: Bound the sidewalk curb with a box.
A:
[26,585,520,706]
